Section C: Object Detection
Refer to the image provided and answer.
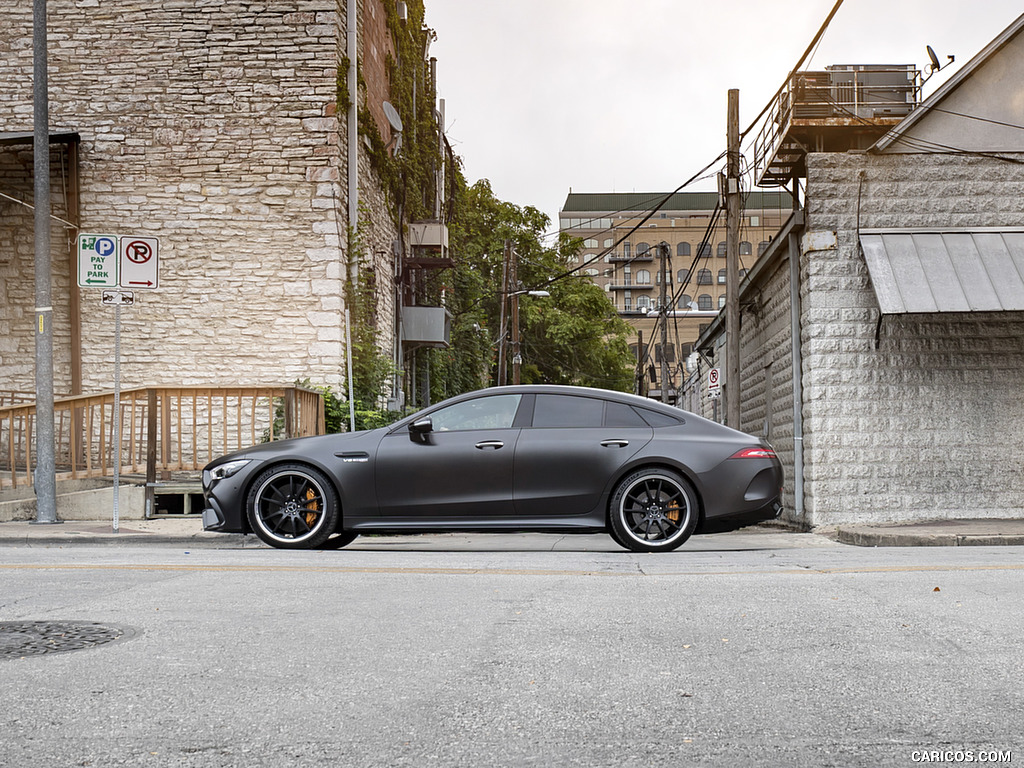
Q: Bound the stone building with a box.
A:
[690,14,1024,527]
[0,0,436,400]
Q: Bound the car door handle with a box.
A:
[600,439,629,448]
[475,440,504,450]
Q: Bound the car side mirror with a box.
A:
[409,417,433,442]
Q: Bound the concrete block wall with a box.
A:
[0,0,399,399]
[738,254,801,525]
[802,151,1024,525]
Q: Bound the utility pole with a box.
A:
[496,239,510,386]
[510,243,522,385]
[725,88,741,429]
[659,242,669,404]
[32,0,58,525]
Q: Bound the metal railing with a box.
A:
[753,66,920,186]
[0,386,326,491]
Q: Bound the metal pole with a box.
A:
[31,0,58,525]
[346,0,358,283]
[345,308,356,432]
[112,303,121,533]
[725,89,741,428]
[659,243,669,403]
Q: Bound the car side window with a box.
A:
[605,402,650,428]
[532,394,604,428]
[428,394,522,432]
[636,407,684,427]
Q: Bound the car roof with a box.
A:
[393,384,690,428]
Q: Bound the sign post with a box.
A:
[76,233,160,531]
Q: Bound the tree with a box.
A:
[422,178,635,402]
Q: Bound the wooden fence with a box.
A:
[0,386,326,492]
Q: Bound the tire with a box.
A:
[320,531,358,550]
[608,468,698,553]
[246,463,339,549]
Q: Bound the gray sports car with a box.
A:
[201,385,783,552]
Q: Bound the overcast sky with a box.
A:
[423,0,1023,234]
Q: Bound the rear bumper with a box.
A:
[696,496,783,534]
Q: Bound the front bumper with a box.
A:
[202,497,226,531]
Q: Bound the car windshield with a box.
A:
[428,394,522,432]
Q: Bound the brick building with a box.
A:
[0,1,422,399]
[691,14,1024,527]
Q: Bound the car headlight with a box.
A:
[205,459,252,485]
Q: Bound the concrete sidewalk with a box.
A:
[0,516,1023,548]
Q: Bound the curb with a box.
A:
[835,529,1024,547]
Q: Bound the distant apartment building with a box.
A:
[559,191,792,396]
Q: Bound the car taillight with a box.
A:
[729,447,777,459]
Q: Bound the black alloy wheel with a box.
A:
[609,468,698,552]
[246,463,339,549]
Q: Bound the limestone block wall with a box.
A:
[0,145,76,392]
[801,151,1024,524]
[0,0,399,399]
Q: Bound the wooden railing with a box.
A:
[0,386,326,491]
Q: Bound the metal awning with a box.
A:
[859,229,1024,314]
[0,131,80,146]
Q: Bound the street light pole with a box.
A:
[32,0,58,525]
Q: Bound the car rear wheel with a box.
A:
[609,468,698,553]
[247,464,339,549]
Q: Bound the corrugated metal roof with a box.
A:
[860,229,1024,313]
[560,190,794,214]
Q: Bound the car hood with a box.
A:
[204,427,388,469]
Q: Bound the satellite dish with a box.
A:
[382,101,403,134]
[926,45,941,73]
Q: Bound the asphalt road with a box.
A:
[1,531,1021,767]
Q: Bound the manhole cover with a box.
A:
[0,621,136,660]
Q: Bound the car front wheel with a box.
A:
[609,468,698,553]
[246,463,339,549]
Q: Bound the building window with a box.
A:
[718,294,727,309]
[604,238,614,248]
[697,294,713,311]
[623,242,631,257]
[678,294,693,310]
[718,269,727,284]
[635,269,651,285]
[740,241,752,256]
[739,268,749,280]
[636,242,651,256]
[637,295,652,310]
[677,242,691,257]
[717,242,727,258]
[583,268,599,277]
[656,270,671,285]
[697,269,712,285]
[698,243,711,259]
[758,240,770,256]
[584,239,598,248]
[655,344,675,363]
[677,269,689,283]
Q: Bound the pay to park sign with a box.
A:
[77,233,160,290]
